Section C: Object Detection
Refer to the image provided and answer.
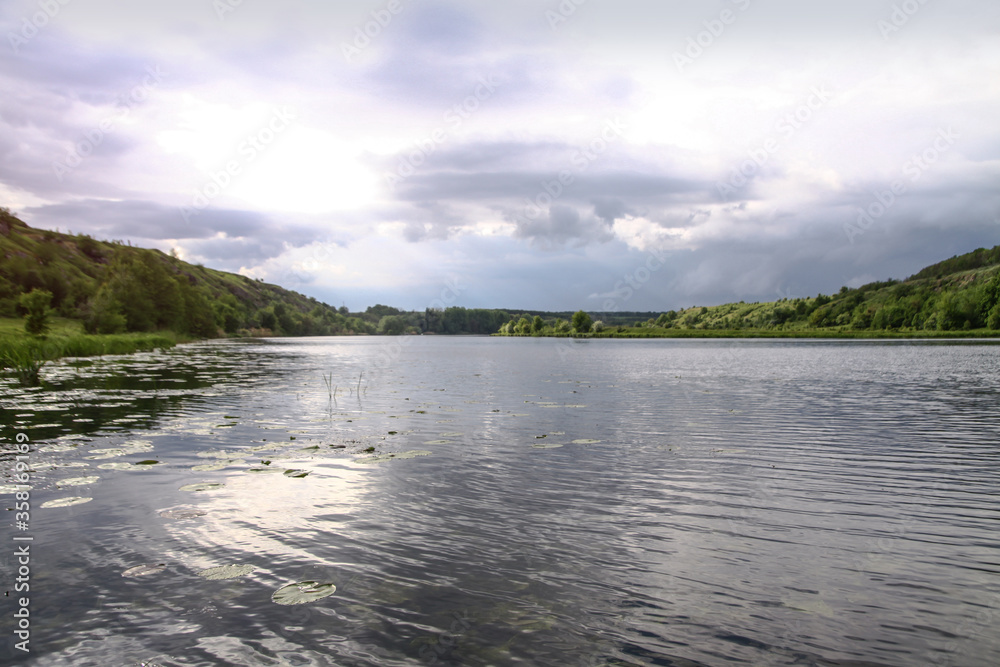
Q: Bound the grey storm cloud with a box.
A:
[22,200,322,265]
[511,204,614,250]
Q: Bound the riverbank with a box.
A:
[495,327,1000,339]
[0,317,178,385]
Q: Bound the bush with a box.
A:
[19,288,53,336]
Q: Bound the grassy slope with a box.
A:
[0,209,343,334]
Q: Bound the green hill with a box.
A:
[500,245,1000,337]
[0,208,373,337]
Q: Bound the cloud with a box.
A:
[2,0,999,313]
[511,204,614,250]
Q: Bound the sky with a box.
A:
[2,0,999,312]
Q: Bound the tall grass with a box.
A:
[0,331,177,386]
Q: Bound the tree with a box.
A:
[532,315,544,333]
[571,310,592,333]
[378,315,408,335]
[592,320,605,333]
[19,288,52,336]
[83,288,126,334]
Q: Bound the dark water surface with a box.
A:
[2,337,999,666]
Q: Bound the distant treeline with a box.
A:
[499,246,1000,336]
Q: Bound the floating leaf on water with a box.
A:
[532,443,564,449]
[39,444,77,453]
[571,439,602,444]
[271,581,336,605]
[198,564,256,580]
[283,469,309,478]
[357,450,432,464]
[86,449,126,460]
[191,462,230,472]
[41,496,93,508]
[57,476,99,487]
[246,467,283,474]
[0,484,30,494]
[122,563,166,578]
[179,482,225,492]
[423,440,453,445]
[196,450,246,459]
[135,460,160,466]
[98,462,133,470]
[158,508,206,519]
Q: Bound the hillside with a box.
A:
[0,208,372,337]
[499,245,1000,336]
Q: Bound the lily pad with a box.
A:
[98,462,134,470]
[122,563,166,578]
[86,448,127,460]
[0,484,29,494]
[423,440,453,445]
[271,581,336,605]
[196,450,247,459]
[198,564,256,580]
[283,469,309,478]
[571,439,602,444]
[39,444,78,453]
[357,450,432,464]
[159,508,206,519]
[57,476,100,487]
[532,443,564,449]
[191,461,230,472]
[41,496,93,508]
[179,482,225,493]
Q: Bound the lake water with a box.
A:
[2,337,1000,666]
